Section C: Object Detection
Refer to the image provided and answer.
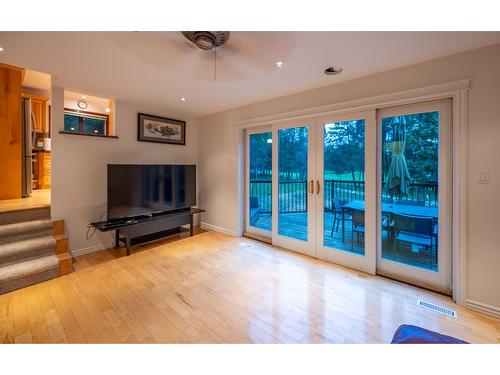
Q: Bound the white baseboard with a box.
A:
[465,299,500,319]
[71,244,105,258]
[201,222,238,237]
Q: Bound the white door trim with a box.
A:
[236,80,469,306]
[237,80,470,128]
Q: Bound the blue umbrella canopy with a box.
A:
[385,116,410,198]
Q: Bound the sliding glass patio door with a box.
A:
[315,111,376,273]
[245,127,273,238]
[244,100,453,294]
[376,100,452,293]
[271,121,316,255]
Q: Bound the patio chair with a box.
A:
[249,196,260,226]
[393,213,436,265]
[351,209,365,250]
[330,199,352,236]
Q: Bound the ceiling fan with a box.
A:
[181,31,230,51]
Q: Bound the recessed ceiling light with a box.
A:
[81,95,86,99]
[276,61,284,68]
[104,108,110,113]
[0,47,4,52]
[180,97,187,102]
[324,67,343,75]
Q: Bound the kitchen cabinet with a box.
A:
[0,63,23,199]
[36,151,51,189]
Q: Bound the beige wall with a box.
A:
[198,43,500,311]
[51,86,199,254]
[64,91,110,114]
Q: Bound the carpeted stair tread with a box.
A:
[0,207,50,225]
[0,235,56,262]
[0,255,59,293]
[0,219,53,235]
[0,209,71,295]
[0,219,53,244]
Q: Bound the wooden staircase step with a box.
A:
[0,219,53,244]
[0,236,56,265]
[0,255,59,294]
[0,217,72,294]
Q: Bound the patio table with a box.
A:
[341,200,438,242]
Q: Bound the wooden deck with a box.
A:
[252,212,438,271]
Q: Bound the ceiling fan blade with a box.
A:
[104,32,188,71]
[221,32,298,72]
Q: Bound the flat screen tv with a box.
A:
[107,164,196,221]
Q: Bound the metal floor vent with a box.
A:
[418,300,457,318]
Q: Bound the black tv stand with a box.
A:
[90,208,205,256]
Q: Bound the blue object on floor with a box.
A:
[391,324,468,344]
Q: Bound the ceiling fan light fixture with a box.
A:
[181,31,230,51]
[276,61,284,68]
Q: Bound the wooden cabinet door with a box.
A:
[37,151,51,189]
[43,152,51,188]
[0,64,23,199]
[31,100,45,132]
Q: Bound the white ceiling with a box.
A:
[1,32,500,117]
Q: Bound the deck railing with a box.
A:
[250,179,438,214]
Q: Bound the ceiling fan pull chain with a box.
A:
[214,46,217,82]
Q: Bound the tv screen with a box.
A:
[107,164,196,221]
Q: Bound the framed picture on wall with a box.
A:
[137,113,186,145]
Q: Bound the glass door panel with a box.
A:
[380,112,438,269]
[316,111,376,274]
[278,127,309,241]
[377,100,452,293]
[323,119,366,255]
[272,122,316,256]
[246,129,272,237]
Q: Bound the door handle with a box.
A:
[309,180,314,194]
[316,181,321,195]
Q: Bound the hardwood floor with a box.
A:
[0,189,50,213]
[1,230,499,343]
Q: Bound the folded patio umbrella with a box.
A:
[385,116,410,198]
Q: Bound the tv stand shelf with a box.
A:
[90,208,205,256]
